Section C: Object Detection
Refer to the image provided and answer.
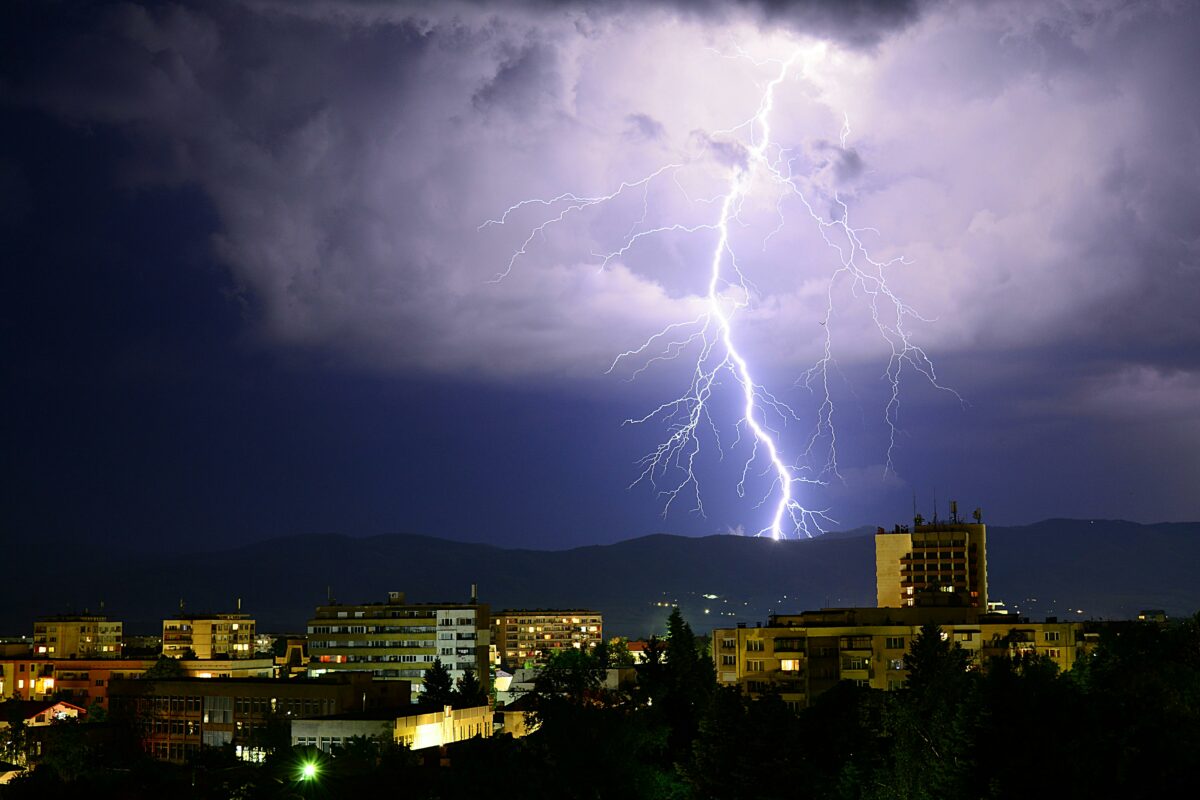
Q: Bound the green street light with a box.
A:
[301,762,318,780]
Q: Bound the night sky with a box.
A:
[3,0,1199,553]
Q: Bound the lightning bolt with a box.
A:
[481,46,957,539]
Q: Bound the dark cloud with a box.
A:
[472,41,562,115]
[4,0,1200,543]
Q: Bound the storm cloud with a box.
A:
[5,0,1200,535]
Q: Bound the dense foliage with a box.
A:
[3,611,1198,799]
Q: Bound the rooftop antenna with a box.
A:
[932,490,939,524]
[973,507,983,524]
[237,597,242,612]
[950,500,959,524]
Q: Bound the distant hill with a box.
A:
[3,520,1197,637]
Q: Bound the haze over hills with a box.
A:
[4,519,1197,638]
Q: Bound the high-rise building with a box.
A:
[711,504,1086,710]
[163,613,256,659]
[491,610,603,666]
[875,504,987,609]
[33,615,123,659]
[306,591,489,695]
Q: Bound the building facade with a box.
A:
[163,613,256,659]
[291,703,493,752]
[713,608,1087,710]
[109,674,406,763]
[0,656,274,710]
[306,592,489,695]
[876,513,988,609]
[32,615,122,659]
[491,610,603,666]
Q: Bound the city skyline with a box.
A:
[4,0,1200,551]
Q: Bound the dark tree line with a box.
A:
[4,610,1199,799]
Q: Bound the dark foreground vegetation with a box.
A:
[3,610,1198,800]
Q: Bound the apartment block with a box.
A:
[33,615,123,659]
[492,610,603,666]
[306,591,489,694]
[713,607,1086,710]
[163,613,256,659]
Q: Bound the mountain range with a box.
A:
[4,519,1197,638]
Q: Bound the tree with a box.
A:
[456,667,487,708]
[85,700,108,723]
[142,655,187,680]
[886,623,980,800]
[422,659,456,707]
[533,648,604,706]
[605,637,636,667]
[637,609,716,763]
[902,622,971,696]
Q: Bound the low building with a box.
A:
[32,615,123,659]
[491,610,603,666]
[109,674,408,763]
[291,703,492,752]
[712,607,1088,711]
[276,637,310,677]
[307,591,489,696]
[163,613,256,659]
[0,699,86,728]
[0,656,274,710]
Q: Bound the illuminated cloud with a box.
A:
[8,0,1200,528]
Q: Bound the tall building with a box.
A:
[713,504,1086,710]
[491,610,603,666]
[876,504,987,609]
[33,615,123,659]
[163,613,256,659]
[306,591,489,695]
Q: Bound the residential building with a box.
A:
[291,703,492,752]
[875,504,987,609]
[32,615,122,659]
[713,608,1087,710]
[491,609,602,666]
[306,591,489,695]
[163,613,256,659]
[715,505,1084,710]
[0,699,86,728]
[109,674,406,763]
[0,656,274,710]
